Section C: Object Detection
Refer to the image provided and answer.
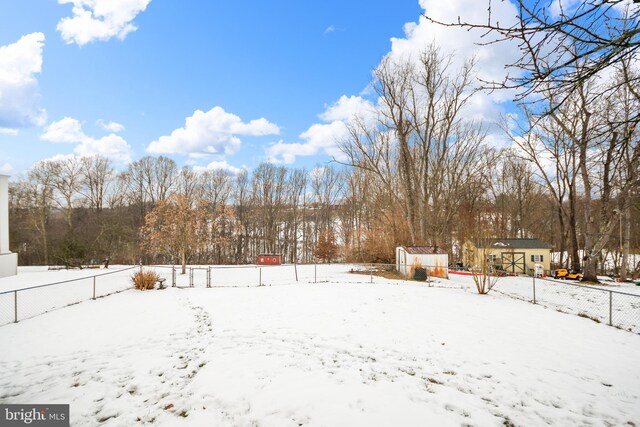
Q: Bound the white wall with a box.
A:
[0,175,17,278]
[396,248,449,279]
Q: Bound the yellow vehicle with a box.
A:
[553,269,583,280]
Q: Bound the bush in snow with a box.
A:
[131,269,160,290]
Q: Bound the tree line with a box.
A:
[8,142,638,279]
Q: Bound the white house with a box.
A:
[0,175,17,278]
[396,246,449,279]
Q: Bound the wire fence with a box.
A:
[0,266,138,326]
[0,263,393,326]
[144,262,448,288]
[493,276,640,334]
[146,263,403,288]
[2,263,638,335]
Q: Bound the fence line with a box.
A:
[494,276,640,334]
[3,263,638,335]
[0,266,138,326]
[146,262,439,288]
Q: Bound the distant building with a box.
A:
[257,254,281,265]
[0,175,17,278]
[396,246,449,279]
[462,238,552,276]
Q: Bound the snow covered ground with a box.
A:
[450,273,640,334]
[1,266,639,426]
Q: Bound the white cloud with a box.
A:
[324,25,336,35]
[41,117,133,163]
[391,0,521,100]
[612,0,640,14]
[266,96,375,164]
[549,0,581,17]
[0,33,47,128]
[148,106,280,156]
[320,95,376,122]
[41,117,85,143]
[57,0,151,46]
[267,140,321,165]
[74,133,132,162]
[193,160,244,175]
[96,119,125,133]
[0,163,14,174]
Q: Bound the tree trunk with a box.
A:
[557,203,566,268]
[568,195,580,272]
[620,204,630,281]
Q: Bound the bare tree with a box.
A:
[339,44,487,248]
[425,0,640,105]
[80,155,114,214]
[505,107,583,271]
[49,156,83,230]
[25,161,57,264]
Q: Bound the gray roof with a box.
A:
[475,238,552,250]
[399,246,448,255]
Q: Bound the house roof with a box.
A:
[474,238,552,250]
[399,246,448,255]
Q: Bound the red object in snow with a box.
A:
[257,254,281,265]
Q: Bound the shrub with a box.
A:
[131,269,160,290]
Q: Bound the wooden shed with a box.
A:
[396,246,449,279]
[257,254,281,265]
[462,238,552,276]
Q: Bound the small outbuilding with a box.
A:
[257,254,281,265]
[396,246,449,279]
[462,238,552,276]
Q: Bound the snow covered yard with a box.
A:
[456,274,640,333]
[1,270,639,426]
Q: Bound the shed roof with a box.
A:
[474,238,552,249]
[399,246,448,255]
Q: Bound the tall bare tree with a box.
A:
[340,44,487,247]
[81,155,114,214]
[49,156,83,230]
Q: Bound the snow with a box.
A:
[450,273,640,333]
[1,266,639,426]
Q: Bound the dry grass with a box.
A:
[131,269,160,290]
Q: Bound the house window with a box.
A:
[531,255,543,262]
[487,254,498,263]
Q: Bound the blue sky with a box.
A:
[0,0,525,176]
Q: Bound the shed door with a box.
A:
[501,252,526,274]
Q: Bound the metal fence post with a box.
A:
[609,291,613,326]
[532,276,536,304]
[370,263,373,283]
[314,263,317,283]
[189,268,194,288]
[14,290,18,323]
[294,263,298,282]
[207,266,211,288]
[259,267,262,286]
[172,266,176,287]
[427,267,431,286]
[93,276,96,300]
